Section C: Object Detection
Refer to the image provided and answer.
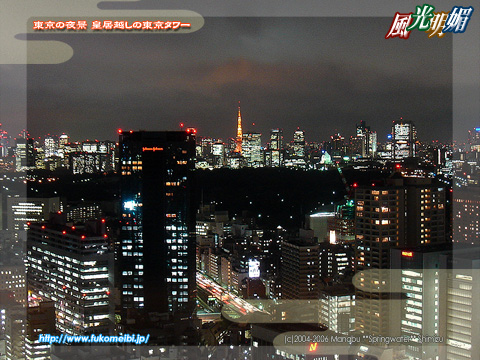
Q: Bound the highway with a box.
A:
[196,272,265,316]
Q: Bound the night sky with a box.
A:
[24,17,452,144]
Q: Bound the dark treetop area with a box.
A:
[26,167,386,229]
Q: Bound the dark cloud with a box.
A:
[24,17,452,143]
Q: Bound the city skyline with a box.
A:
[16,17,452,143]
[9,117,454,147]
[8,115,458,175]
[4,123,479,358]
[1,1,479,358]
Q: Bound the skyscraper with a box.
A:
[268,129,283,167]
[56,133,69,158]
[293,129,305,158]
[285,129,306,168]
[26,217,112,335]
[118,131,196,323]
[58,134,69,148]
[390,246,449,360]
[368,131,378,157]
[15,137,35,172]
[392,119,417,160]
[446,252,480,360]
[211,141,225,168]
[354,184,401,337]
[354,175,447,336]
[281,236,319,300]
[355,121,369,157]
[44,136,57,159]
[68,140,116,174]
[0,123,10,158]
[355,120,377,158]
[242,132,262,167]
[453,188,480,245]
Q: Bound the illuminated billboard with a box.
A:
[248,259,260,278]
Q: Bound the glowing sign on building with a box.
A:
[329,230,336,244]
[123,200,137,211]
[401,251,414,257]
[248,259,260,278]
[142,147,163,152]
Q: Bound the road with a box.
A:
[196,272,265,316]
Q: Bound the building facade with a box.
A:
[392,120,417,160]
[281,238,319,300]
[118,131,196,322]
[354,176,447,337]
[26,218,112,335]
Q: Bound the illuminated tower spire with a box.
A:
[235,101,243,153]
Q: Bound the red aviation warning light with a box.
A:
[186,127,197,134]
[117,129,122,134]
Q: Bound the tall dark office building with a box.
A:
[119,131,196,323]
[354,175,447,336]
[281,237,319,300]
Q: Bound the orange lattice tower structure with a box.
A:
[235,101,243,154]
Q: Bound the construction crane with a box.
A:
[335,161,354,201]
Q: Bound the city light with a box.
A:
[123,200,137,211]
[7,104,463,356]
[248,259,260,278]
